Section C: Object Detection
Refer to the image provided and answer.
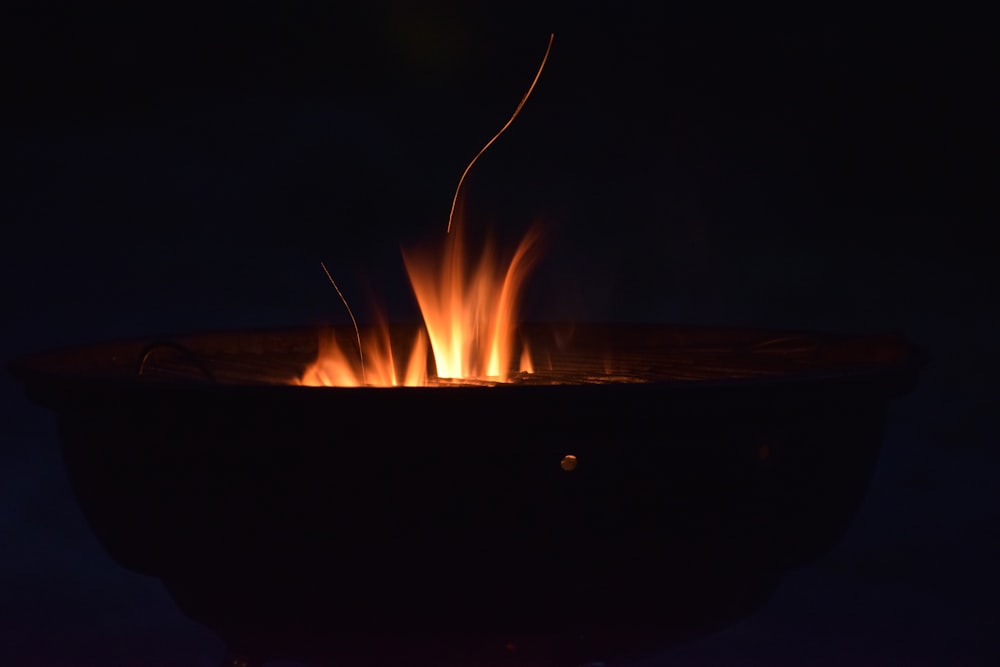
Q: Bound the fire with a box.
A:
[403,223,540,381]
[298,321,429,388]
[297,223,539,387]
[297,33,553,388]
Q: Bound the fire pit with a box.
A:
[10,322,922,666]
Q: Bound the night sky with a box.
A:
[2,3,997,665]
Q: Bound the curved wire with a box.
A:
[447,33,555,233]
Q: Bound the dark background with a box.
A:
[2,2,997,665]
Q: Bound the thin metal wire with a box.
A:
[320,261,366,386]
[137,341,217,382]
[447,33,554,234]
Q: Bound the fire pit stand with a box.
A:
[10,323,923,666]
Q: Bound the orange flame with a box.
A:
[297,223,539,387]
[403,223,540,381]
[298,323,429,388]
[298,33,553,388]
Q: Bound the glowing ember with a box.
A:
[297,35,553,388]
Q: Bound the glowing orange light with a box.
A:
[297,34,554,388]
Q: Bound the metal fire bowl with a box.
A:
[10,323,922,666]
